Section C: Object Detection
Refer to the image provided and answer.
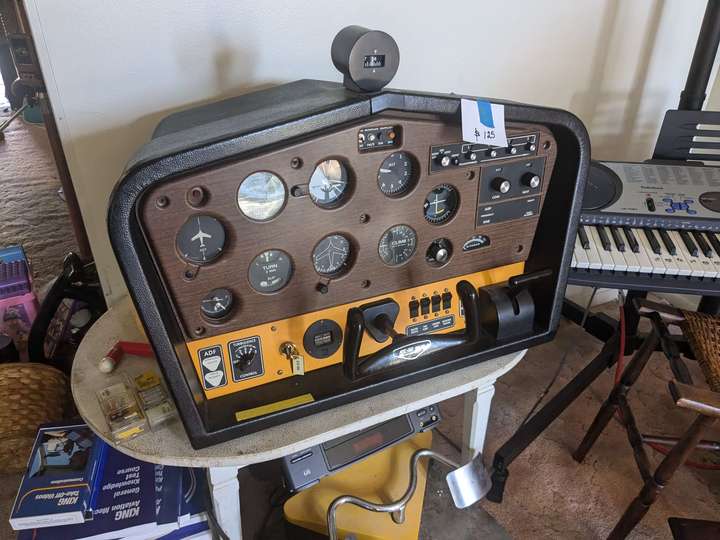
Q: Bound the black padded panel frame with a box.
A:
[109,80,589,448]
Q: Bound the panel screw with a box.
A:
[465,170,475,180]
[156,196,169,208]
[361,280,370,288]
[543,140,551,150]
[193,326,205,336]
[277,369,284,375]
[316,283,329,294]
[359,213,370,223]
[187,186,206,207]
[271,326,277,332]
[290,157,303,169]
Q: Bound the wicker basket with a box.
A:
[0,363,69,473]
[681,310,720,393]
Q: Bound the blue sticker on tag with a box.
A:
[461,99,507,147]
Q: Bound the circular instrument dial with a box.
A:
[423,184,459,224]
[201,288,233,320]
[309,159,349,208]
[237,171,286,221]
[312,234,351,277]
[378,224,417,266]
[377,152,414,196]
[248,250,293,293]
[176,215,226,264]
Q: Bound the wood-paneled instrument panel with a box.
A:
[139,112,557,340]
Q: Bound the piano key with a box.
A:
[603,229,628,271]
[578,225,590,249]
[623,227,639,253]
[583,230,603,270]
[621,245,641,273]
[706,231,720,258]
[589,226,615,270]
[596,225,612,251]
[698,248,719,279]
[571,253,577,268]
[658,229,676,256]
[630,228,654,273]
[679,230,699,257]
[692,231,713,258]
[666,230,693,276]
[573,235,590,269]
[637,229,666,275]
[644,228,662,255]
[675,235,707,277]
[609,226,626,252]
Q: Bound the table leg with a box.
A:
[461,384,496,463]
[207,466,242,540]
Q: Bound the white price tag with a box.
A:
[461,99,507,147]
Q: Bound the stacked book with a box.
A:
[10,422,211,539]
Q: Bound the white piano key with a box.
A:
[620,246,641,273]
[589,226,615,271]
[573,236,590,269]
[652,229,681,276]
[666,230,693,276]
[700,251,719,279]
[630,228,654,274]
[572,253,577,268]
[607,240,628,272]
[637,230,666,275]
[582,231,603,270]
[673,231,708,278]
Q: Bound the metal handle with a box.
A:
[326,449,459,540]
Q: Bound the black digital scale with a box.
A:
[282,406,441,492]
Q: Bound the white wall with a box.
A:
[24,0,710,304]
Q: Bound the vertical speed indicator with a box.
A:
[378,225,417,266]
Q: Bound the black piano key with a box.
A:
[596,225,612,251]
[658,229,676,256]
[644,228,662,255]
[706,231,720,258]
[622,227,639,253]
[578,225,590,249]
[679,229,699,257]
[692,231,713,258]
[609,226,625,252]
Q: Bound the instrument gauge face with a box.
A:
[377,152,414,197]
[423,184,459,224]
[312,234,351,277]
[309,159,349,208]
[201,288,233,320]
[237,171,286,221]
[176,215,226,264]
[248,250,293,293]
[378,224,417,266]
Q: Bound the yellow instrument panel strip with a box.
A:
[235,393,315,421]
[188,262,524,399]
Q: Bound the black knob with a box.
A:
[522,173,541,189]
[491,177,512,194]
[426,238,452,266]
[437,154,451,167]
[232,346,256,370]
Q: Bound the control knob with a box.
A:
[426,238,453,267]
[232,345,256,370]
[466,151,477,161]
[522,173,541,189]
[437,154,451,167]
[491,177,512,194]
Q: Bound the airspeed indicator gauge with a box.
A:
[378,224,417,266]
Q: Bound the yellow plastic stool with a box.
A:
[284,431,432,540]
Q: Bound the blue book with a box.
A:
[10,423,107,530]
[18,446,177,540]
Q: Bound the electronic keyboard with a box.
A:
[569,161,720,296]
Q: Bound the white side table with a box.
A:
[71,297,524,540]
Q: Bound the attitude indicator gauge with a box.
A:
[176,215,226,264]
[248,249,293,293]
[201,288,234,320]
[237,171,287,221]
[378,224,417,266]
[312,234,351,276]
[377,152,414,197]
[423,184,459,224]
[309,159,349,208]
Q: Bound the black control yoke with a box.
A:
[343,280,481,380]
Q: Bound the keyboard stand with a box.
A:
[486,290,715,502]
